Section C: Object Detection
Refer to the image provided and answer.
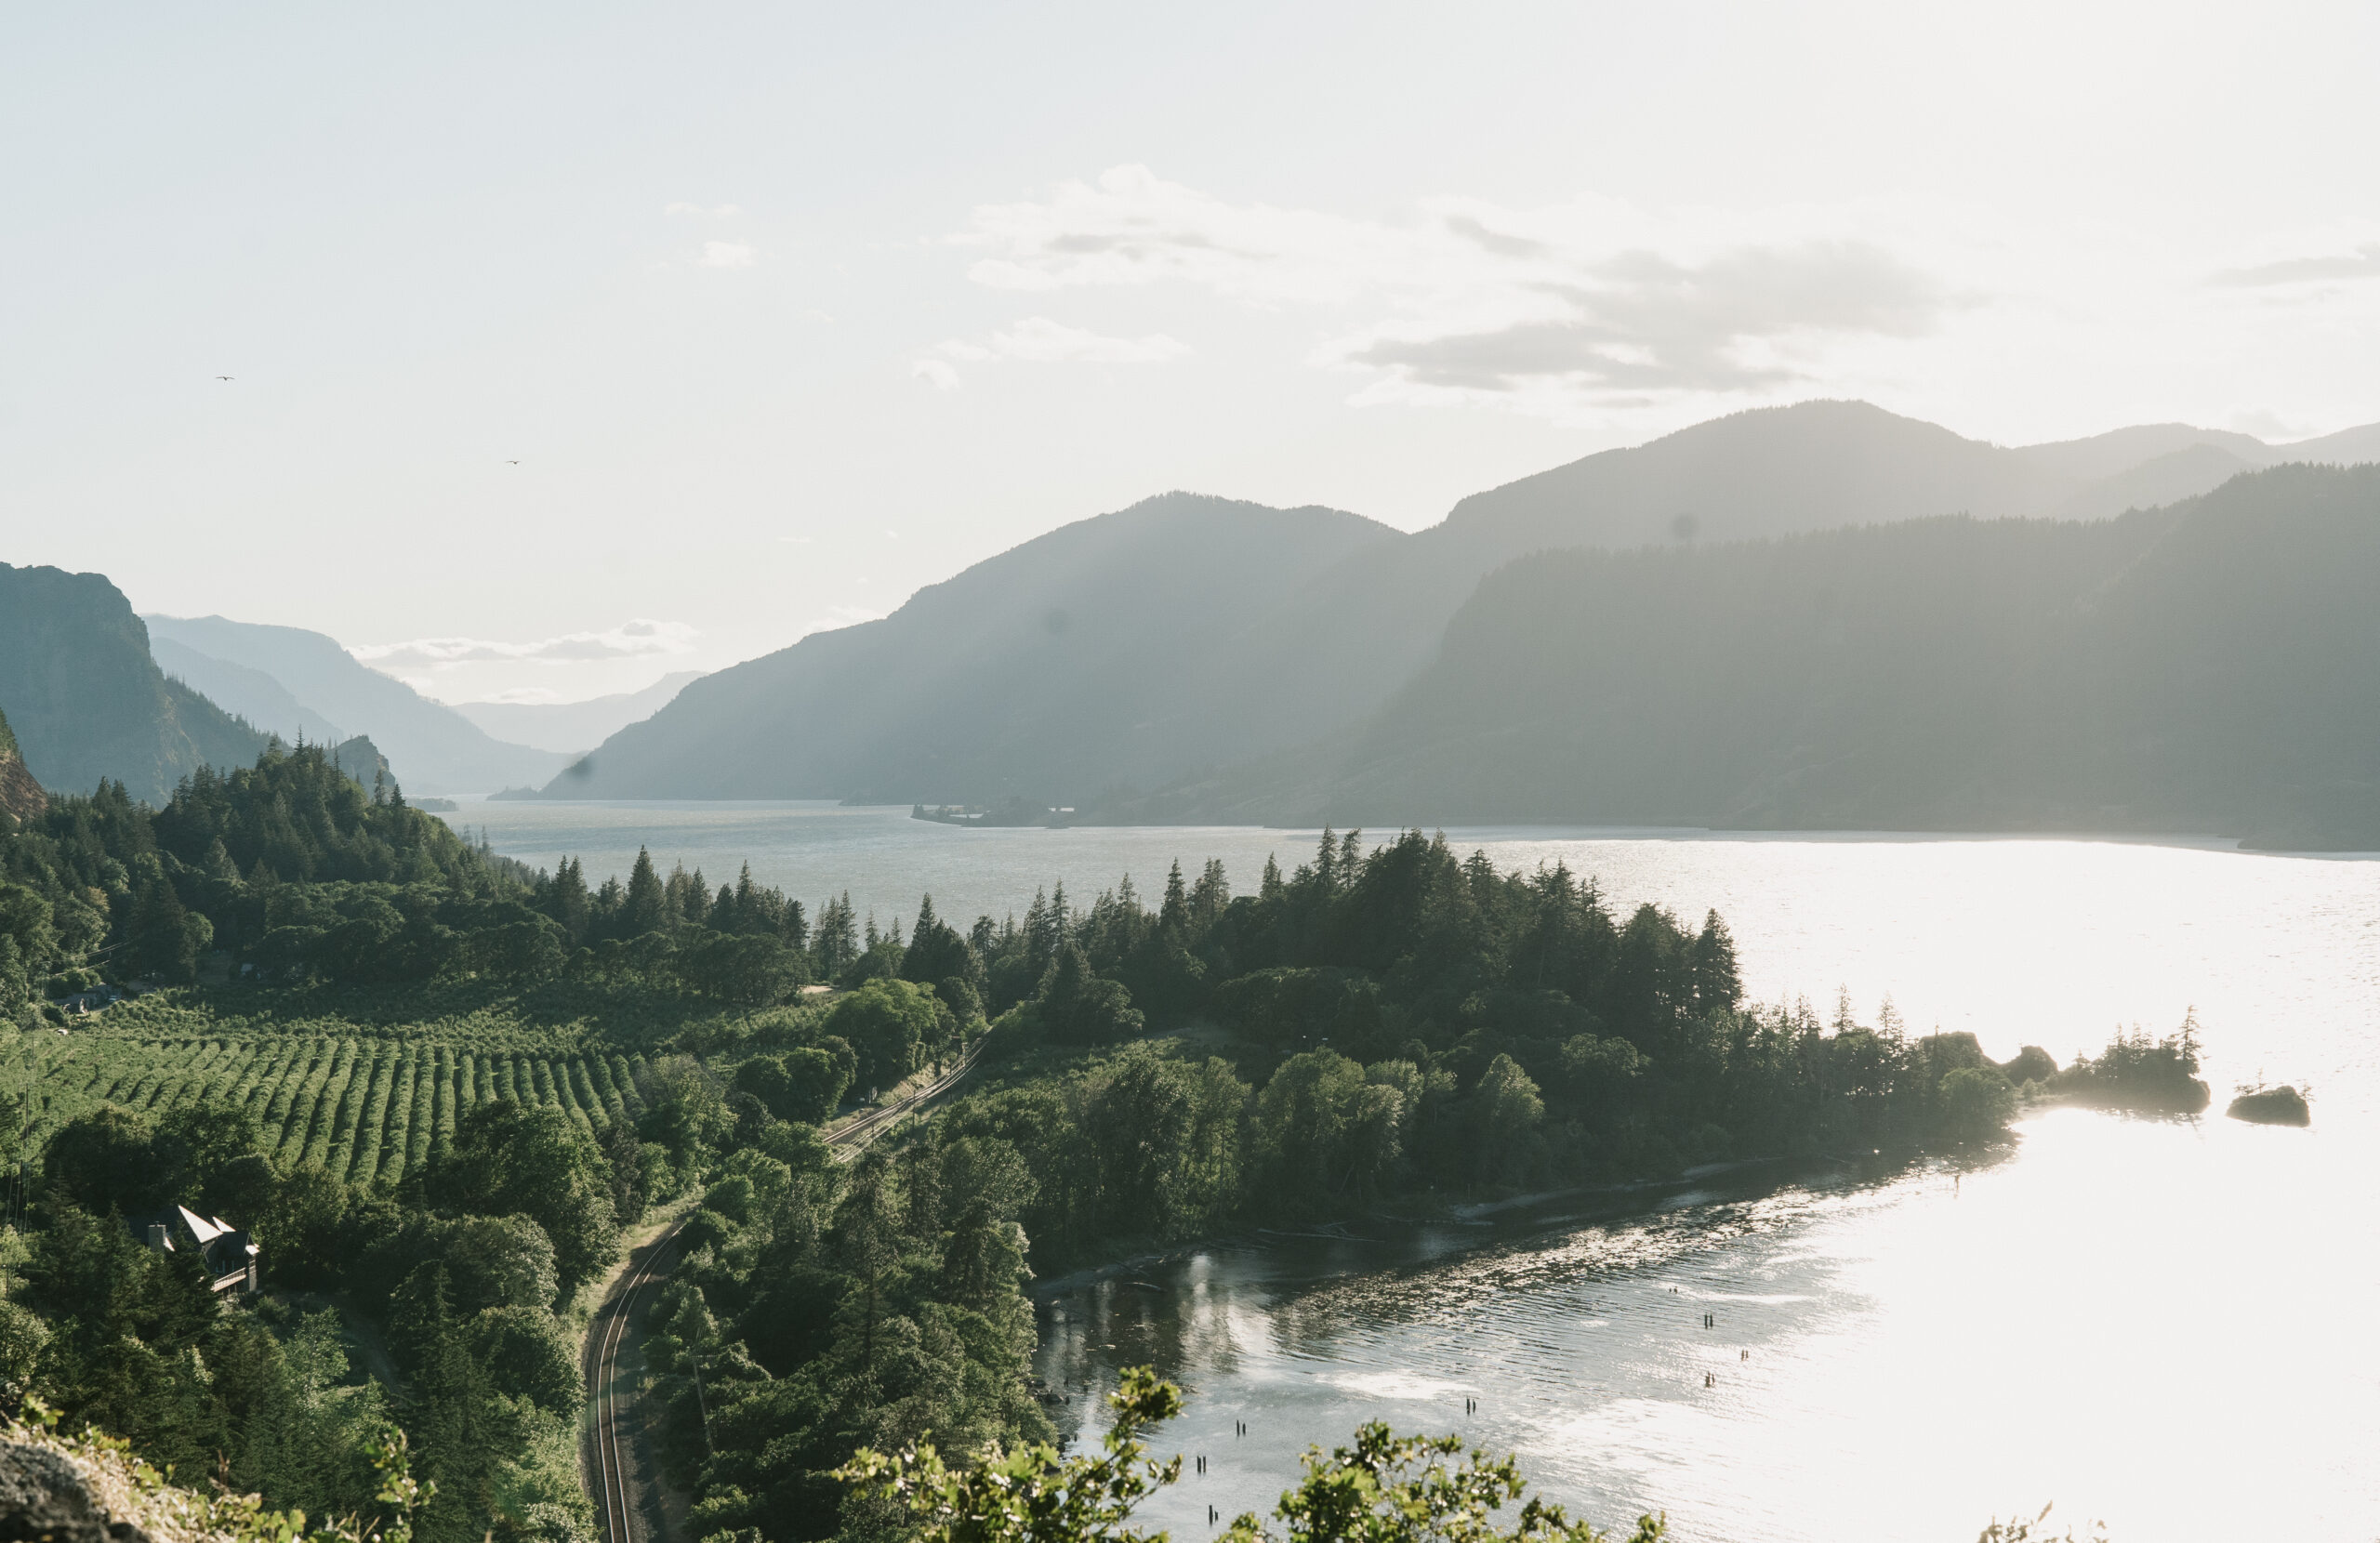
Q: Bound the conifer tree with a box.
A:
[1193,859,1229,926]
[1690,910,1741,1014]
[626,846,668,936]
[549,856,590,943]
[1159,861,1190,933]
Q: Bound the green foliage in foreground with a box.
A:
[839,1367,1666,1543]
[7,1394,429,1543]
[843,1369,2117,1543]
[7,1084,643,1543]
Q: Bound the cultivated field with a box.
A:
[19,981,741,1185]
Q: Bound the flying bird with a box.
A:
[506,459,521,464]
[216,376,234,381]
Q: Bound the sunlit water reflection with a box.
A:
[443,803,2380,1537]
[1038,1108,2379,1540]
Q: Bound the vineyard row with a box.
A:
[38,1038,656,1190]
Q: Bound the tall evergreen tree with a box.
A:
[625,846,668,936]
[549,856,590,944]
[1158,861,1190,933]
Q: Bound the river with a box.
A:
[440,801,2380,1539]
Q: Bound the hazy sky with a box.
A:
[7,2,2378,704]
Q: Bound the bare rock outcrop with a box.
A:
[0,1442,154,1543]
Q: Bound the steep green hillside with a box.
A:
[1201,464,2380,847]
[0,564,271,804]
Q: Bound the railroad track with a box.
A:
[589,1215,688,1543]
[586,1038,989,1543]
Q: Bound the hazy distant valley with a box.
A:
[6,399,2377,847]
[496,400,2380,849]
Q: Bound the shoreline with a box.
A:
[439,798,2380,860]
[1023,1143,1994,1299]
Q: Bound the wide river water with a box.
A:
[441,801,2380,1539]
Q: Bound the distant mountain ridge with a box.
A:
[144,615,573,794]
[534,401,2380,821]
[548,492,1397,800]
[451,671,705,754]
[1296,463,2376,842]
[1168,464,2380,846]
[0,564,273,805]
[152,636,348,746]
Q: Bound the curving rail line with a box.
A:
[586,1038,990,1543]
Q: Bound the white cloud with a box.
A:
[959,164,1388,304]
[1338,241,1945,396]
[949,165,1959,413]
[2212,241,2380,288]
[982,316,1190,363]
[353,618,699,670]
[699,241,757,268]
[801,604,885,638]
[918,314,1191,386]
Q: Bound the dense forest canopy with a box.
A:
[0,743,2177,1543]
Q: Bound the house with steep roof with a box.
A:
[128,1204,260,1294]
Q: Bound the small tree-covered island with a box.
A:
[0,745,2187,1543]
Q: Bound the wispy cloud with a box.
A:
[959,165,1385,304]
[919,314,1190,386]
[801,604,885,637]
[2212,242,2380,287]
[353,619,699,670]
[1342,242,1943,395]
[949,165,1957,411]
[699,241,757,269]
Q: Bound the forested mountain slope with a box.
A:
[145,614,571,794]
[1183,401,2264,756]
[0,564,271,805]
[1188,464,2380,847]
[547,492,1398,800]
[538,402,2377,807]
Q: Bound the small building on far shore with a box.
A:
[128,1205,260,1294]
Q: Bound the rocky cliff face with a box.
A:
[0,1441,154,1543]
[0,706,46,824]
[0,564,271,805]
